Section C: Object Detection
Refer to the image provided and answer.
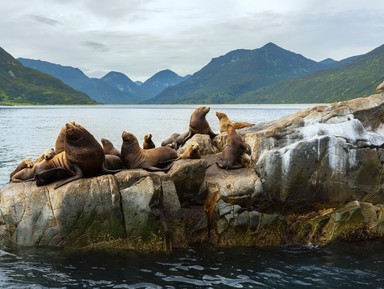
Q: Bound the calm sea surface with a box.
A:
[1,104,383,288]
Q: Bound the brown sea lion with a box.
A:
[9,159,34,179]
[161,133,180,147]
[101,138,121,157]
[38,122,120,189]
[180,106,217,147]
[54,126,66,153]
[104,154,124,170]
[9,148,56,180]
[216,124,251,169]
[11,152,73,184]
[143,133,155,149]
[216,111,253,133]
[11,123,120,188]
[121,131,178,171]
[176,141,201,160]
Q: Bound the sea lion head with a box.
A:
[216,111,226,119]
[43,148,56,160]
[101,138,111,146]
[196,106,210,117]
[122,131,139,146]
[190,141,200,152]
[144,134,152,141]
[65,122,90,146]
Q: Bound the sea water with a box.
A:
[1,104,383,288]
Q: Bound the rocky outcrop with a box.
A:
[2,93,384,251]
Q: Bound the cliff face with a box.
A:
[2,94,384,251]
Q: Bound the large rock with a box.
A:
[2,93,384,251]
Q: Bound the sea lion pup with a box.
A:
[180,106,217,147]
[216,111,253,133]
[161,132,180,147]
[9,148,56,179]
[216,124,251,169]
[9,159,34,180]
[121,131,178,171]
[11,152,73,183]
[143,133,155,149]
[101,138,121,158]
[176,141,201,160]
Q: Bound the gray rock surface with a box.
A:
[2,94,384,250]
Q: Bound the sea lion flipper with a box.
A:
[101,163,123,175]
[53,165,83,189]
[36,167,75,186]
[140,163,173,172]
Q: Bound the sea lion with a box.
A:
[35,148,57,162]
[104,154,124,170]
[9,148,56,180]
[180,106,217,147]
[38,122,120,189]
[9,159,34,180]
[54,126,67,153]
[161,133,180,147]
[143,133,155,149]
[169,131,189,150]
[216,124,252,169]
[121,131,178,171]
[216,111,253,133]
[101,138,121,157]
[11,123,120,188]
[176,141,201,160]
[11,152,73,184]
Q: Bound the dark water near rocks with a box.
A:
[1,104,383,288]
[1,241,384,288]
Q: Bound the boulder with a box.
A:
[2,93,384,251]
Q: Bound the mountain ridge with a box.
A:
[0,48,95,105]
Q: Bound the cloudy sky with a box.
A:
[2,0,384,82]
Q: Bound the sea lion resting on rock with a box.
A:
[217,124,251,169]
[169,131,189,150]
[11,151,73,184]
[176,141,201,160]
[216,111,253,133]
[9,148,56,180]
[12,122,121,189]
[180,106,217,147]
[121,131,178,171]
[101,138,123,170]
[101,138,121,158]
[161,132,180,147]
[143,133,155,149]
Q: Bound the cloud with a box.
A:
[27,14,61,26]
[82,41,108,52]
[1,0,384,82]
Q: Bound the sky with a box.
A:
[1,0,384,82]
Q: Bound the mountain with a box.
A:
[149,43,327,104]
[237,44,384,103]
[137,69,190,101]
[0,47,95,105]
[100,71,138,96]
[18,58,134,104]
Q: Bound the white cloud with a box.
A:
[1,0,384,81]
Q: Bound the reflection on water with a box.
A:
[1,240,384,288]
